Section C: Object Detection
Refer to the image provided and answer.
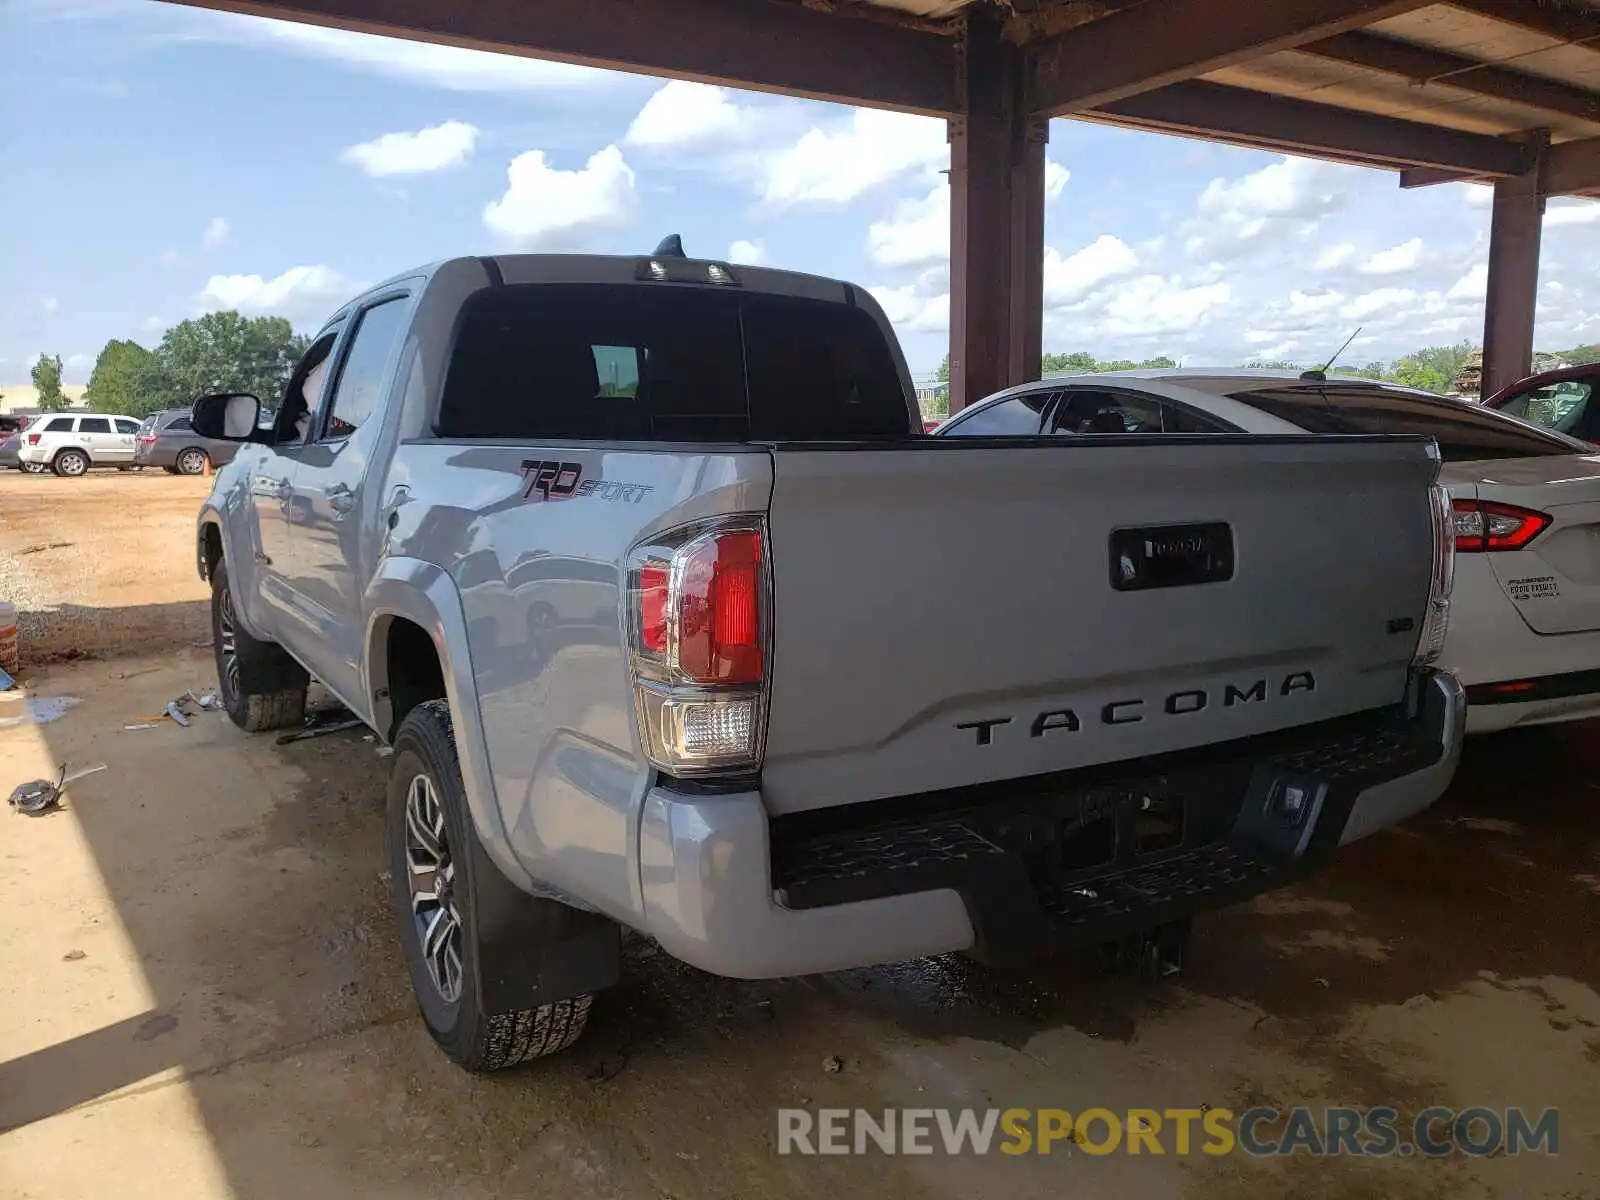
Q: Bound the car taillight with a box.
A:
[26,434,40,445]
[139,436,158,445]
[1452,498,1551,552]
[626,518,769,776]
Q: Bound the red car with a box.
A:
[1483,364,1600,443]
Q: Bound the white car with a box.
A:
[939,369,1600,734]
[15,411,143,477]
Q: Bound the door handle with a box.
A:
[325,483,356,515]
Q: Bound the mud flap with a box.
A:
[465,828,621,1015]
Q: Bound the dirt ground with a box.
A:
[0,472,1597,1200]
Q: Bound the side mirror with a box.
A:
[193,392,262,441]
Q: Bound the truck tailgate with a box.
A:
[760,436,1440,814]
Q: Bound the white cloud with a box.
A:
[201,216,229,249]
[1287,288,1346,317]
[1341,287,1419,320]
[867,184,948,268]
[199,264,355,325]
[1045,161,1070,201]
[1462,184,1494,209]
[1187,156,1352,258]
[1314,243,1355,271]
[65,353,89,368]
[868,284,949,333]
[1447,263,1488,301]
[1358,237,1423,276]
[759,109,947,208]
[483,145,636,250]
[342,120,478,177]
[1043,235,1141,307]
[1546,200,1600,228]
[41,296,58,313]
[727,239,764,264]
[625,81,753,149]
[1101,277,1232,336]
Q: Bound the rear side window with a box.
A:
[43,417,74,433]
[1230,385,1582,461]
[166,415,194,432]
[115,418,140,434]
[940,393,1051,436]
[437,284,910,441]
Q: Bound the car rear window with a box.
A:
[437,283,911,441]
[1228,384,1582,461]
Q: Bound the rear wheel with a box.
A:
[21,462,47,475]
[388,699,592,1071]
[211,561,308,731]
[52,449,89,478]
[176,448,210,475]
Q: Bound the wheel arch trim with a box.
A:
[364,557,534,891]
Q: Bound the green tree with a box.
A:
[84,339,156,416]
[1390,341,1476,395]
[1042,351,1097,374]
[935,354,949,384]
[138,312,310,413]
[31,354,67,411]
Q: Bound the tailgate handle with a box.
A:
[1110,523,1234,592]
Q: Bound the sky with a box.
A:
[4,0,1599,388]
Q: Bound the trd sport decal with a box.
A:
[519,460,655,504]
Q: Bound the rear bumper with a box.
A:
[637,671,1465,978]
[133,444,178,466]
[1463,668,1600,732]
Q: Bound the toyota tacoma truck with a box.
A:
[191,246,1465,1072]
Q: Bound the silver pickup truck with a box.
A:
[192,248,1465,1072]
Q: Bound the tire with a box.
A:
[21,462,47,475]
[176,448,210,475]
[387,698,592,1071]
[211,560,309,732]
[52,449,89,478]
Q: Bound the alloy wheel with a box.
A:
[217,585,241,700]
[405,772,464,1003]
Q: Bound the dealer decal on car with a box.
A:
[1507,575,1560,601]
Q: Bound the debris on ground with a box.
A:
[0,695,80,732]
[164,700,191,727]
[823,1055,843,1074]
[125,690,225,731]
[276,715,366,745]
[8,763,103,817]
[62,949,86,962]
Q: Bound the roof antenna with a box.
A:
[1301,326,1362,381]
[653,234,686,258]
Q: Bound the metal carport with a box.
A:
[163,0,1600,407]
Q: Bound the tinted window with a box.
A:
[437,284,910,441]
[79,418,111,434]
[44,418,74,432]
[940,393,1050,436]
[114,418,140,434]
[1053,390,1161,434]
[1230,384,1581,461]
[324,298,408,440]
[1497,380,1595,436]
[165,415,194,432]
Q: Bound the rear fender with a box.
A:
[363,557,536,893]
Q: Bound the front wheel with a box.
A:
[211,560,309,731]
[388,699,592,1071]
[52,449,89,477]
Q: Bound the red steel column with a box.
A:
[1482,136,1547,398]
[949,10,1045,412]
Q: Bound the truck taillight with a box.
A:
[626,518,769,776]
[1414,484,1455,667]
[1451,498,1551,552]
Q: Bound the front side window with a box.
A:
[280,330,340,444]
[1230,384,1584,461]
[940,393,1052,436]
[323,298,409,440]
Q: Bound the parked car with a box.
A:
[941,369,1600,733]
[14,412,144,476]
[190,254,1461,1073]
[134,408,241,474]
[0,416,47,473]
[1482,364,1600,441]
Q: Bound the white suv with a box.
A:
[16,412,143,477]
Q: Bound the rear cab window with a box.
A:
[437,284,911,441]
[1228,384,1584,461]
